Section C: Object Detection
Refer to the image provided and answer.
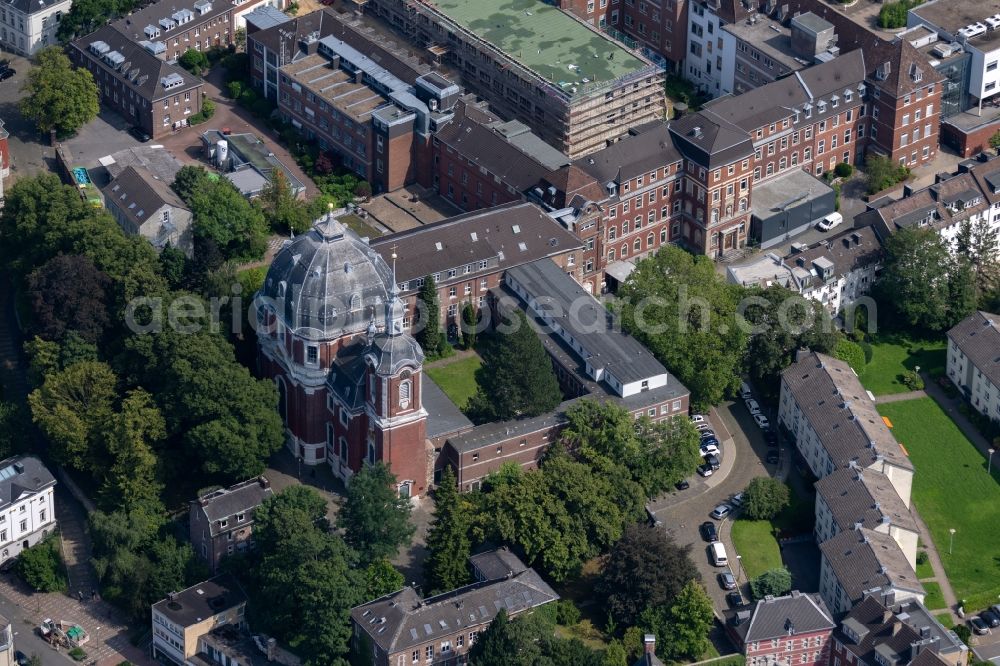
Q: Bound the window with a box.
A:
[306,345,318,365]
[399,379,411,409]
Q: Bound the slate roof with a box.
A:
[369,202,582,289]
[669,112,755,169]
[505,258,667,385]
[785,226,882,290]
[435,106,569,192]
[539,164,607,208]
[730,592,835,644]
[469,548,528,581]
[820,528,924,603]
[0,456,55,510]
[573,122,683,187]
[327,341,369,413]
[815,467,917,535]
[193,478,272,538]
[837,595,962,666]
[9,0,66,16]
[947,311,1000,388]
[782,352,913,472]
[152,574,247,628]
[72,25,199,103]
[103,166,188,232]
[112,0,236,44]
[350,551,558,656]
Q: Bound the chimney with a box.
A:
[258,475,271,489]
[892,623,904,636]
[644,635,656,655]
[354,69,363,84]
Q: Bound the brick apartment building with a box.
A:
[70,25,204,139]
[189,477,273,573]
[725,591,835,666]
[363,0,668,159]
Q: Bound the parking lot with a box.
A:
[650,398,791,614]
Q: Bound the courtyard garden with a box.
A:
[730,520,782,579]
[857,335,946,396]
[425,354,482,410]
[877,397,1000,611]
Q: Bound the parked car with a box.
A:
[816,211,844,232]
[700,443,721,457]
[675,479,690,491]
[766,450,780,464]
[14,651,28,666]
[128,125,151,142]
[695,422,712,432]
[991,603,1000,619]
[764,430,778,447]
[745,399,761,415]
[697,464,714,477]
[740,381,752,400]
[755,414,771,429]
[705,453,721,470]
[719,571,737,590]
[690,414,706,424]
[699,429,717,440]
[727,591,744,607]
[731,492,745,507]
[0,68,15,82]
[700,521,718,542]
[710,504,732,520]
[981,609,1000,628]
[709,542,728,566]
[969,616,990,635]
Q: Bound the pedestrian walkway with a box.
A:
[874,389,927,404]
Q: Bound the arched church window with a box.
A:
[399,379,412,409]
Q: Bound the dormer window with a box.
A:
[237,512,245,522]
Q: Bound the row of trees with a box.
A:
[0,174,288,616]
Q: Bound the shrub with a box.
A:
[16,533,67,592]
[178,48,209,74]
[902,370,924,391]
[865,154,910,194]
[226,80,244,99]
[878,0,921,28]
[750,568,792,599]
[555,600,581,626]
[916,550,929,565]
[835,162,854,178]
[835,338,867,373]
[861,341,874,364]
[954,624,971,644]
[68,647,87,661]
[354,181,372,200]
[743,477,790,520]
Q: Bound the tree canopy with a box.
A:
[467,310,562,422]
[338,462,415,565]
[20,48,99,138]
[415,275,445,359]
[423,467,472,594]
[596,523,701,628]
[743,477,791,520]
[617,246,748,408]
[27,254,112,344]
[750,567,793,599]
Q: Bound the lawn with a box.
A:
[858,336,946,396]
[877,397,1000,611]
[425,355,482,410]
[923,582,946,610]
[731,520,783,579]
[916,555,934,580]
[934,612,955,629]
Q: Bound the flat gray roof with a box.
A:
[751,168,834,216]
[912,0,1000,38]
[723,13,808,72]
[423,377,474,440]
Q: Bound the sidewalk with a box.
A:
[874,389,927,404]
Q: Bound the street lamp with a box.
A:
[736,554,745,583]
[989,448,996,476]
[949,528,956,555]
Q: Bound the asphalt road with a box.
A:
[650,400,788,612]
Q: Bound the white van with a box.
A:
[710,542,728,567]
[816,212,844,232]
[739,381,752,400]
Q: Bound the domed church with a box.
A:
[256,206,429,498]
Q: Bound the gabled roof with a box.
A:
[193,477,273,537]
[0,456,55,509]
[947,311,1000,388]
[815,467,917,535]
[350,551,558,655]
[785,226,882,291]
[9,0,68,16]
[573,122,682,187]
[837,594,963,666]
[736,592,835,644]
[781,352,913,473]
[669,112,754,169]
[102,165,188,232]
[539,164,607,208]
[73,25,198,102]
[820,528,924,603]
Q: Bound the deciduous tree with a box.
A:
[99,389,165,509]
[27,254,112,344]
[662,580,715,660]
[364,557,404,599]
[875,227,954,332]
[415,274,444,358]
[750,567,793,599]
[20,48,99,138]
[617,247,748,408]
[743,477,791,520]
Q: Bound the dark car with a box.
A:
[718,571,737,590]
[705,453,721,470]
[764,430,778,447]
[700,521,718,543]
[726,591,744,607]
[699,429,717,440]
[14,651,28,666]
[675,479,690,491]
[701,436,720,447]
[766,450,780,464]
[0,68,15,82]
[982,609,1000,628]
[969,616,990,635]
[697,463,714,477]
[129,125,151,142]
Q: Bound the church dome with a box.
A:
[260,208,394,342]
